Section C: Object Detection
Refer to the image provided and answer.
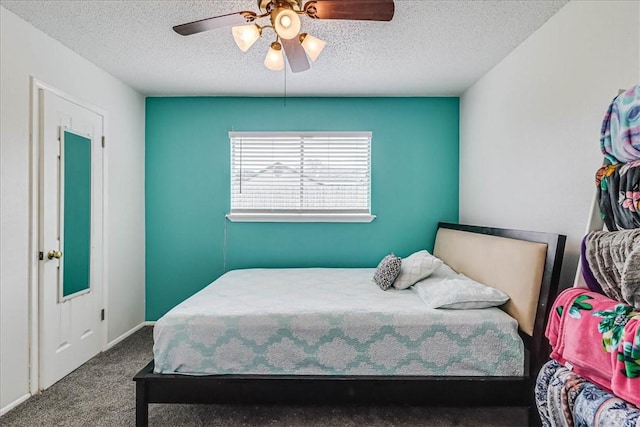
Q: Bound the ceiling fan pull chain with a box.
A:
[283,60,287,107]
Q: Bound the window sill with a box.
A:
[226,213,376,223]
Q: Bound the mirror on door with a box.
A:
[60,129,92,301]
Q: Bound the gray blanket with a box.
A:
[585,230,640,308]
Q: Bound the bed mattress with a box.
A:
[153,268,524,376]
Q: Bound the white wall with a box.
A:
[460,0,640,289]
[0,7,145,413]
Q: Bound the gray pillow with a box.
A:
[373,254,402,291]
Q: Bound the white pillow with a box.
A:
[392,250,443,290]
[419,263,458,282]
[413,274,510,309]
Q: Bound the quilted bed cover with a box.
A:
[153,268,524,377]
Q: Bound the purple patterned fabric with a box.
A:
[581,234,604,294]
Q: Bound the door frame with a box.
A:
[28,78,109,394]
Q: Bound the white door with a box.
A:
[38,88,104,390]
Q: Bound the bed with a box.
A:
[134,222,566,426]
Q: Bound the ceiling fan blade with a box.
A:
[282,38,311,73]
[304,0,394,21]
[173,12,257,36]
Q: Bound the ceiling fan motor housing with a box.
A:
[259,0,303,14]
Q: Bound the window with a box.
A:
[227,131,375,222]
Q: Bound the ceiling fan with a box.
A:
[173,0,395,73]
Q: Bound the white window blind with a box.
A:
[228,132,373,222]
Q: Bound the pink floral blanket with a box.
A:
[546,288,640,407]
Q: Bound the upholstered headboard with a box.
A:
[433,223,565,362]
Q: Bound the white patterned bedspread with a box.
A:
[153,268,524,376]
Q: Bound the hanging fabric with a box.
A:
[600,84,640,164]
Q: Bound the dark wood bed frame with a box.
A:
[134,222,566,426]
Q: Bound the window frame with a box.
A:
[226,131,375,223]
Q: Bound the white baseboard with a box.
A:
[106,321,154,349]
[0,393,31,417]
[0,322,157,416]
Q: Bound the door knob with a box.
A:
[47,250,62,260]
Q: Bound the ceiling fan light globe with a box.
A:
[273,8,301,40]
[232,24,261,52]
[299,33,326,62]
[264,42,284,71]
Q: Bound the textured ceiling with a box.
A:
[1,0,569,96]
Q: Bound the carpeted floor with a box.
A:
[0,327,528,426]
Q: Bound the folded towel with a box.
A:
[546,288,640,406]
[584,229,640,308]
[536,359,640,427]
[624,245,640,309]
[612,318,640,406]
[596,160,640,230]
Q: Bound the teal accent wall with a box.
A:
[146,97,459,320]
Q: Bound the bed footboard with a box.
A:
[134,361,534,426]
